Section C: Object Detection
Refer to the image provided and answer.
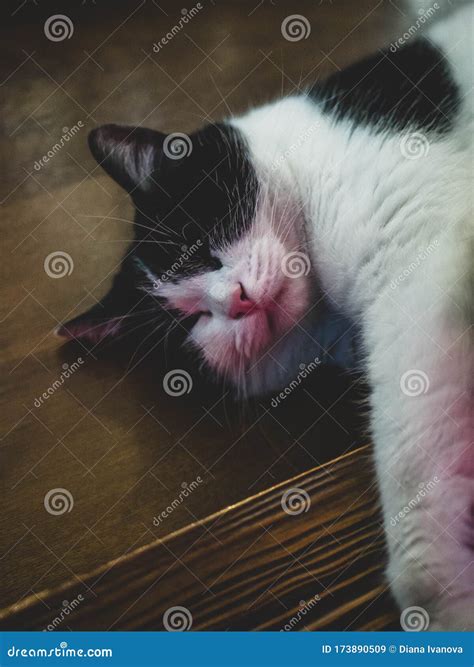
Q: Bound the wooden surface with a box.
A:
[0,447,399,631]
[1,0,407,624]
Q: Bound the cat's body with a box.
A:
[233,7,474,629]
[59,4,473,629]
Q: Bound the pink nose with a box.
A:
[229,283,254,319]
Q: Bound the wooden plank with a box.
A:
[0,447,399,631]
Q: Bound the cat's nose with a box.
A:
[228,282,254,319]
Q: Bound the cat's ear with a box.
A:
[55,304,123,344]
[55,271,136,344]
[88,124,165,195]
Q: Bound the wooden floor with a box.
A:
[1,0,406,627]
[0,448,399,631]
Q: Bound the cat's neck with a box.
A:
[232,95,462,319]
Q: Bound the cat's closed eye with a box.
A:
[209,254,223,271]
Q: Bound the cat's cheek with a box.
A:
[188,316,223,367]
[265,276,311,339]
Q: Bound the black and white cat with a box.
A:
[57,3,473,629]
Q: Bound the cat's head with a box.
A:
[57,121,311,390]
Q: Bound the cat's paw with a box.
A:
[425,597,474,632]
[386,476,474,632]
[390,562,474,631]
[397,597,474,632]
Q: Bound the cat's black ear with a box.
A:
[55,270,137,344]
[88,124,165,194]
[55,304,123,344]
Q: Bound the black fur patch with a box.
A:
[59,122,259,345]
[133,122,259,281]
[309,38,460,133]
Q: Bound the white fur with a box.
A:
[231,3,474,630]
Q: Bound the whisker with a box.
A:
[79,214,159,236]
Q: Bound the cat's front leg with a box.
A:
[366,284,473,630]
[378,463,473,631]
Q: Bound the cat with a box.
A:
[57,3,473,630]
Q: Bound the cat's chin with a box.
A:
[191,309,273,378]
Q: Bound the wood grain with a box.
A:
[0,447,400,631]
